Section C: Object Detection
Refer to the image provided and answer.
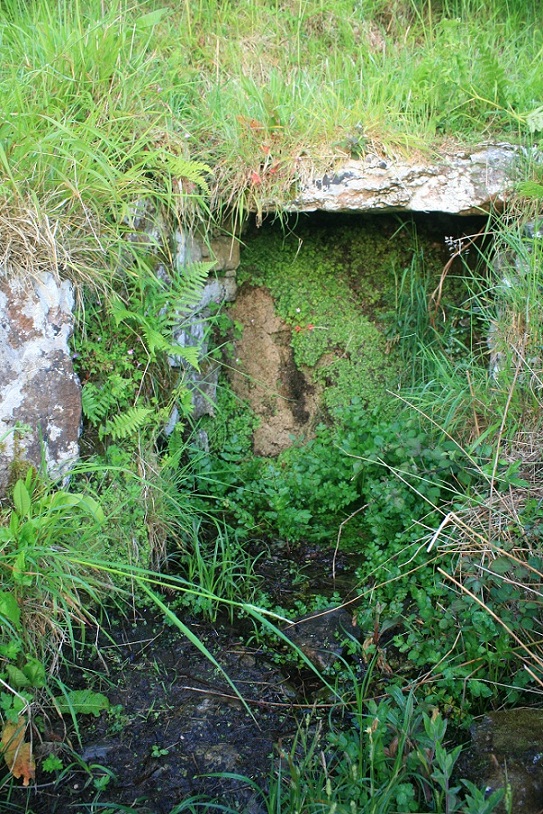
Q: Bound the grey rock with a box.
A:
[194,742,240,772]
[0,272,81,494]
[463,708,543,814]
[166,229,238,423]
[284,607,359,671]
[286,144,519,215]
[524,219,543,240]
[80,743,115,762]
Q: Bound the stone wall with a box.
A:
[287,144,519,214]
[0,142,518,489]
[165,230,239,430]
[0,230,240,494]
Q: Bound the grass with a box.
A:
[175,519,265,623]
[402,215,543,442]
[0,462,341,795]
[0,0,541,275]
[148,0,543,216]
[0,0,209,285]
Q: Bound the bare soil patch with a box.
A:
[227,285,320,456]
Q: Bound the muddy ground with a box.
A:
[8,547,360,814]
[21,613,296,813]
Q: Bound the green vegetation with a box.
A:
[191,214,543,807]
[262,682,505,814]
[0,0,542,247]
[75,260,212,444]
[0,0,542,811]
[237,216,410,413]
[168,0,542,219]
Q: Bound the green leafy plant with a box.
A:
[0,470,115,789]
[0,471,108,657]
[302,680,503,813]
[151,744,170,758]
[53,690,110,718]
[189,668,503,814]
[197,394,474,551]
[41,754,64,774]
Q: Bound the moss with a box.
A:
[237,214,445,415]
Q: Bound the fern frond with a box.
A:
[168,342,200,369]
[478,46,508,105]
[110,300,135,328]
[162,155,211,195]
[174,261,215,309]
[99,406,154,441]
[526,106,543,134]
[82,376,133,426]
[81,382,103,424]
[81,382,117,424]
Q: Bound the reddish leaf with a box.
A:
[1,717,35,786]
[236,116,265,130]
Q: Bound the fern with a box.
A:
[81,382,105,425]
[526,106,543,134]
[173,260,215,310]
[81,376,133,426]
[477,46,508,106]
[160,154,211,196]
[99,406,154,441]
[109,261,214,367]
[78,197,214,443]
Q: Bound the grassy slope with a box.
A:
[0,0,541,277]
[172,0,543,207]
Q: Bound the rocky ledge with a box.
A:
[288,143,520,215]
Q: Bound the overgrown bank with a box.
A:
[197,211,543,707]
[5,210,543,812]
[1,0,543,811]
[0,0,542,268]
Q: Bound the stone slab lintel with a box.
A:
[286,143,520,215]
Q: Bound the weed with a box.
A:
[235,216,412,414]
[188,663,503,813]
[151,744,170,758]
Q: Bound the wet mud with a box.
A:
[8,542,364,814]
[13,610,301,814]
